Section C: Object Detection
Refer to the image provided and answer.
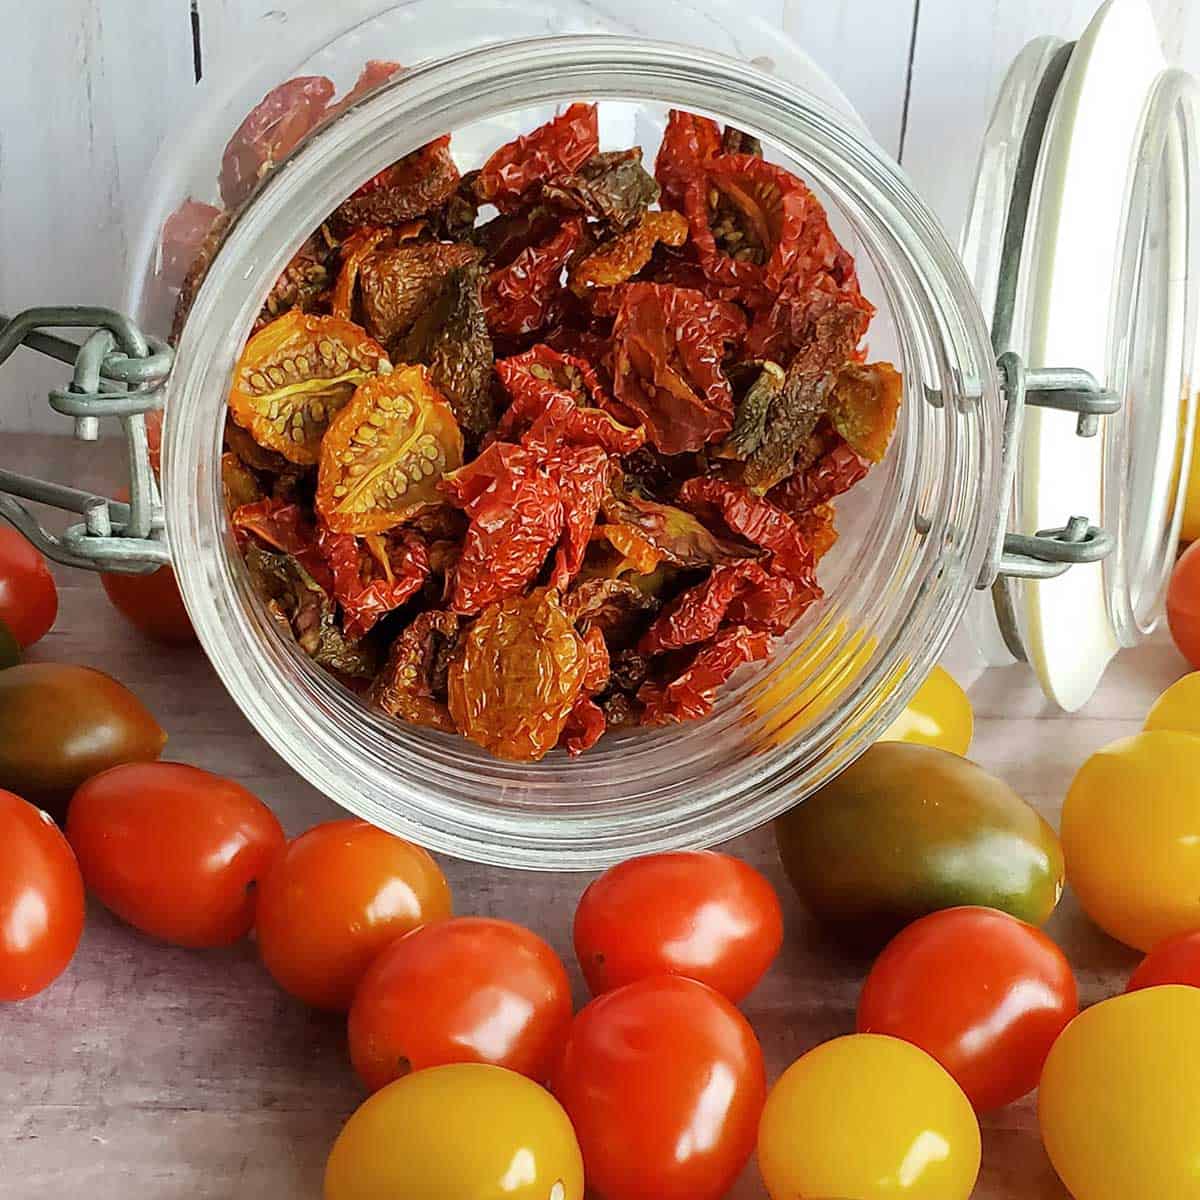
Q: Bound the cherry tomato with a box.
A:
[552,975,765,1200]
[1040,986,1200,1200]
[880,665,974,756]
[1127,929,1200,990]
[349,916,572,1092]
[856,906,1077,1111]
[1062,730,1200,950]
[0,526,57,648]
[0,789,84,1000]
[758,1034,981,1200]
[573,850,782,1002]
[67,762,284,947]
[101,567,196,646]
[256,819,452,1010]
[1168,540,1200,669]
[325,1063,583,1200]
[1145,670,1200,735]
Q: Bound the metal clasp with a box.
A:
[0,307,174,574]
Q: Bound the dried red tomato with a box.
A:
[368,610,460,732]
[638,560,769,656]
[793,503,839,563]
[317,526,429,640]
[601,483,751,569]
[335,136,461,228]
[564,578,660,644]
[447,587,589,761]
[639,625,771,725]
[771,438,868,514]
[723,567,821,633]
[222,452,263,511]
[569,210,689,293]
[331,226,390,319]
[541,149,660,229]
[561,696,606,755]
[476,103,599,211]
[654,109,721,216]
[546,444,609,590]
[482,219,583,338]
[161,200,223,290]
[221,76,335,208]
[329,60,403,120]
[231,498,332,594]
[608,283,746,454]
[357,241,483,345]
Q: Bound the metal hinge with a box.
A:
[0,307,174,574]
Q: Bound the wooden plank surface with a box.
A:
[1,433,1191,1199]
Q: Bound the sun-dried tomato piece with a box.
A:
[222,452,263,510]
[221,76,335,209]
[561,695,606,755]
[329,60,403,120]
[546,444,609,589]
[447,587,589,762]
[721,126,763,157]
[316,525,429,640]
[655,109,722,216]
[476,103,599,211]
[441,443,565,614]
[771,437,868,514]
[564,578,660,644]
[542,149,660,229]
[601,482,752,568]
[793,503,839,563]
[607,283,745,454]
[170,210,233,343]
[368,610,460,732]
[231,497,332,591]
[638,560,770,655]
[357,241,483,345]
[335,136,461,228]
[724,566,821,633]
[587,525,668,579]
[161,200,224,290]
[569,210,689,293]
[580,625,611,693]
[316,364,463,535]
[331,226,390,320]
[826,361,901,463]
[639,625,771,725]
[228,311,389,464]
[482,219,583,338]
[254,232,334,332]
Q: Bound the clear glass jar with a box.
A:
[123,0,1001,869]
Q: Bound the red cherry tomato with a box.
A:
[1168,541,1200,669]
[349,916,572,1092]
[573,850,782,1002]
[101,567,195,646]
[0,789,84,1000]
[553,975,766,1200]
[856,906,1078,1112]
[256,819,452,1011]
[67,762,285,948]
[0,526,58,648]
[1128,929,1200,991]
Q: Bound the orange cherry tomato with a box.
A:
[67,762,284,948]
[573,850,782,1002]
[1168,541,1200,669]
[255,818,452,1011]
[552,975,766,1200]
[0,789,84,1001]
[1127,929,1200,991]
[349,916,572,1092]
[856,906,1077,1112]
[0,526,57,648]
[101,567,196,646]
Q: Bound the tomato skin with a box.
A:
[101,567,196,646]
[0,527,57,648]
[256,819,452,1011]
[1127,930,1200,990]
[325,1063,583,1200]
[552,975,765,1200]
[67,762,283,947]
[880,665,973,756]
[349,916,572,1092]
[856,906,1077,1112]
[1039,986,1200,1200]
[573,850,782,1001]
[0,789,84,1000]
[758,1034,980,1200]
[1168,541,1200,668]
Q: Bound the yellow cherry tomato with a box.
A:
[1182,429,1200,543]
[1062,731,1200,950]
[1040,986,1200,1200]
[880,666,973,756]
[1145,672,1200,736]
[757,1034,981,1200]
[325,1063,583,1200]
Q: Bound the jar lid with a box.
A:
[961,0,1199,709]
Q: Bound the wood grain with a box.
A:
[1,432,1189,1198]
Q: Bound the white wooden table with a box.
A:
[1,4,1198,1198]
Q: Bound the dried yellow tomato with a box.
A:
[826,361,902,463]
[228,311,389,464]
[447,588,588,762]
[569,209,689,292]
[316,364,464,535]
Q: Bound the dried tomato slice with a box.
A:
[368,610,461,733]
[331,226,390,320]
[569,210,689,293]
[564,578,660,644]
[328,60,403,120]
[161,200,223,290]
[724,567,821,633]
[541,149,660,229]
[639,625,771,725]
[654,109,721,216]
[358,241,483,345]
[447,587,589,762]
[601,482,751,569]
[231,498,332,592]
[482,219,584,338]
[476,103,599,211]
[826,361,902,463]
[546,444,609,590]
[335,136,461,228]
[316,526,429,640]
[221,76,335,209]
[254,232,334,332]
[587,524,668,578]
[228,311,389,464]
[316,364,464,535]
[222,452,263,510]
[793,503,839,563]
[561,695,606,755]
[770,437,868,515]
[638,560,769,656]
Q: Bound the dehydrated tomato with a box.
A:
[771,437,868,514]
[231,497,331,592]
[483,219,584,338]
[447,588,589,761]
[317,526,430,640]
[580,625,611,694]
[638,561,769,656]
[564,578,660,645]
[161,200,223,290]
[561,695,606,755]
[255,232,334,332]
[601,483,750,569]
[541,149,660,229]
[171,210,233,344]
[331,226,390,320]
[473,206,561,270]
[827,361,902,463]
[228,310,389,464]
[222,452,263,510]
[639,625,770,725]
[368,610,460,732]
[221,76,335,209]
[316,364,464,534]
[793,503,838,563]
[328,60,403,120]
[476,103,599,211]
[569,210,689,293]
[358,241,483,345]
[587,524,668,579]
[546,444,609,589]
[654,109,722,217]
[723,567,821,633]
[608,283,746,454]
[335,136,461,228]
